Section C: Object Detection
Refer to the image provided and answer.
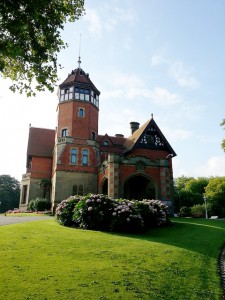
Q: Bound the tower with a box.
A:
[51,59,101,209]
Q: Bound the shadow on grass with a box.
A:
[106,218,225,258]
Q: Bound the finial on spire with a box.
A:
[151,113,153,119]
[78,33,81,68]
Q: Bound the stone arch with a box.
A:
[123,174,157,200]
[100,177,108,195]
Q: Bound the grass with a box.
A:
[0,217,224,300]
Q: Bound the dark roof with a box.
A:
[97,134,126,154]
[27,127,55,157]
[123,118,177,156]
[59,68,100,94]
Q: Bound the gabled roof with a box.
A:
[123,118,177,156]
[59,68,100,94]
[27,127,55,157]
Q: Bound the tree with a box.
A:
[184,177,209,195]
[39,178,51,199]
[221,119,225,152]
[0,0,85,96]
[0,175,20,212]
[174,176,194,191]
[205,177,225,217]
[173,176,209,212]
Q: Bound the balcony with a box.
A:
[57,136,74,144]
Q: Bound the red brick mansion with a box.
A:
[19,62,176,213]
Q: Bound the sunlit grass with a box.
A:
[0,218,224,299]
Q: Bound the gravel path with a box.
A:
[0,215,53,226]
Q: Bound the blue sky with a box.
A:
[0,0,225,180]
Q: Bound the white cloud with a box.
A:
[166,129,193,141]
[148,87,181,106]
[114,7,138,25]
[84,7,102,38]
[151,54,169,66]
[101,70,181,109]
[193,156,225,177]
[150,53,199,89]
[84,4,137,37]
[169,61,199,89]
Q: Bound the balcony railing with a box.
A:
[57,136,74,144]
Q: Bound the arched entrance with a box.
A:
[101,178,108,195]
[124,175,155,200]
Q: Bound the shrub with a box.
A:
[191,204,205,218]
[179,206,191,217]
[28,198,51,212]
[55,195,81,226]
[133,199,170,229]
[56,194,171,233]
[27,199,36,211]
[73,194,116,230]
[110,199,144,233]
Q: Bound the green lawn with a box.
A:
[0,218,224,300]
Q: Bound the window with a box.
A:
[72,185,78,195]
[75,88,89,101]
[21,185,28,204]
[79,108,84,117]
[103,141,108,146]
[78,185,84,195]
[62,129,68,137]
[91,132,96,140]
[60,87,74,101]
[82,149,88,166]
[90,90,99,108]
[73,184,84,196]
[71,148,77,164]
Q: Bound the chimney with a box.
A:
[130,122,140,134]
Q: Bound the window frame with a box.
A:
[70,148,78,164]
[82,149,89,166]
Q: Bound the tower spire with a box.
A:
[78,33,81,68]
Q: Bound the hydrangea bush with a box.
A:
[73,194,115,230]
[55,193,170,233]
[134,199,170,228]
[55,195,81,226]
[110,199,144,233]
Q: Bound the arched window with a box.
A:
[82,149,88,166]
[79,108,84,117]
[71,148,77,164]
[62,129,68,137]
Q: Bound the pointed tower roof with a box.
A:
[123,116,177,156]
[59,68,100,94]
